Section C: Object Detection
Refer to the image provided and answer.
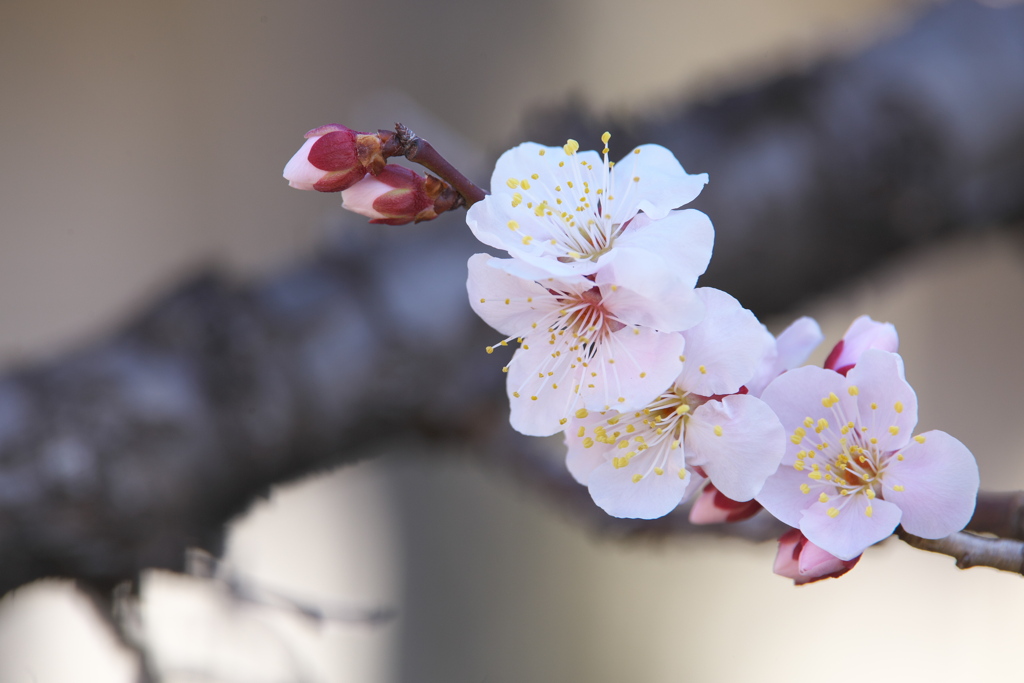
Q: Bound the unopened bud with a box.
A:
[773,529,860,585]
[688,483,762,524]
[283,124,387,193]
[823,315,899,376]
[341,166,461,225]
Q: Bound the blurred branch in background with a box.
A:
[0,0,1023,600]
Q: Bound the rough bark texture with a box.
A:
[2,0,1024,596]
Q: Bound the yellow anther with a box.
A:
[582,437,594,449]
[848,385,859,396]
[617,440,630,449]
[506,178,520,189]
[871,402,878,410]
[678,469,687,479]
[625,424,636,433]
[865,506,873,518]
[507,220,519,231]
[558,417,566,425]
[512,391,520,398]
[819,492,829,503]
[639,372,647,378]
[671,440,681,450]
[893,484,905,492]
[564,139,580,155]
[633,148,641,155]
[675,404,690,415]
[521,235,533,245]
[617,397,626,403]
[698,365,707,375]
[575,409,589,419]
[889,426,900,436]
[816,418,829,434]
[793,460,805,471]
[714,426,723,437]
[894,401,904,413]
[897,454,904,461]
[654,467,665,476]
[601,131,611,145]
[631,474,643,483]
[800,484,811,494]
[804,417,814,428]
[485,346,494,354]
[914,435,926,444]
[827,507,840,518]
[822,392,840,408]
[539,149,545,156]
[577,426,586,437]
[511,193,523,207]
[808,471,822,480]
[865,488,876,499]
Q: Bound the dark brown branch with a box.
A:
[385,123,488,206]
[967,490,1024,540]
[898,528,1024,575]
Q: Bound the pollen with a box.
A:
[582,437,594,449]
[654,467,664,476]
[699,365,707,374]
[800,484,811,494]
[506,178,520,189]
[822,392,840,408]
[564,139,580,155]
[894,401,904,413]
[819,493,829,503]
[914,435,926,444]
[507,220,519,231]
[575,409,589,419]
[893,484,905,491]
[848,385,859,396]
[632,473,643,483]
[889,426,900,436]
[558,417,567,425]
[827,507,839,518]
[865,506,873,517]
[714,426,723,437]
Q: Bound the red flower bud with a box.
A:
[283,124,386,193]
[341,166,448,225]
[688,483,762,524]
[773,529,861,585]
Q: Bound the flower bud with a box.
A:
[283,124,387,193]
[823,315,898,376]
[341,166,458,225]
[773,529,860,585]
[688,483,762,524]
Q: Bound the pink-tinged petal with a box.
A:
[799,494,902,561]
[600,209,715,296]
[339,174,389,220]
[609,144,707,221]
[484,256,593,290]
[845,350,917,453]
[882,430,979,538]
[684,394,786,502]
[467,255,559,338]
[563,413,614,485]
[586,450,690,519]
[773,529,803,579]
[579,327,685,412]
[283,137,327,191]
[689,483,763,524]
[760,366,855,465]
[824,315,899,374]
[599,279,705,333]
[796,539,861,584]
[678,288,774,396]
[757,464,818,528]
[744,316,824,398]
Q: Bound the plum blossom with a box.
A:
[342,166,447,225]
[466,136,714,304]
[773,529,861,585]
[756,349,980,560]
[563,288,785,519]
[468,254,694,437]
[688,482,762,524]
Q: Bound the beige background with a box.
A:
[2,0,1023,681]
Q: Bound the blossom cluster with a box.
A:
[285,129,981,584]
[461,136,980,584]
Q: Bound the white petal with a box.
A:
[587,449,690,519]
[608,144,707,221]
[579,327,684,412]
[799,495,902,561]
[563,414,614,485]
[282,137,326,191]
[743,316,824,398]
[845,350,917,453]
[760,366,856,465]
[599,279,705,333]
[466,254,560,337]
[882,430,979,538]
[678,288,774,396]
[756,463,818,528]
[685,394,786,502]
[825,315,898,372]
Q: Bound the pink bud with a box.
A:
[688,483,762,524]
[341,166,437,225]
[773,529,861,585]
[823,315,898,376]
[283,124,382,193]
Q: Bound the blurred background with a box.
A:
[1,0,1024,681]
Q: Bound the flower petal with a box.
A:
[678,288,774,396]
[882,430,979,538]
[799,494,902,561]
[845,350,918,453]
[685,394,786,501]
[609,144,707,221]
[467,254,560,338]
[824,315,898,374]
[586,449,690,519]
[760,366,855,466]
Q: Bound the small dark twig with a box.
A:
[388,123,488,206]
[897,528,1024,575]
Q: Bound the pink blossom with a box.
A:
[468,254,697,437]
[564,288,785,519]
[283,124,382,193]
[824,315,898,376]
[756,349,979,560]
[744,316,824,398]
[466,136,713,302]
[773,529,861,585]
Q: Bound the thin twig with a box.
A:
[897,528,1024,575]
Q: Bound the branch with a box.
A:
[967,490,1024,540]
[898,529,1024,575]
